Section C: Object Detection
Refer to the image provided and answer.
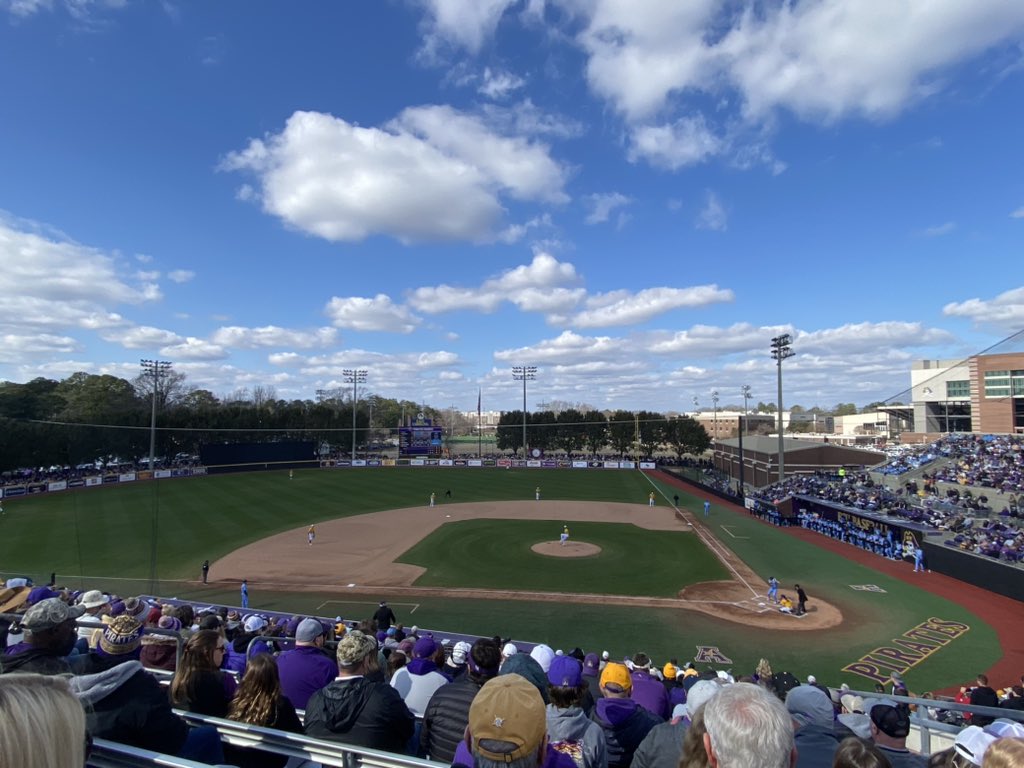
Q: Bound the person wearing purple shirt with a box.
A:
[628,654,669,720]
[277,618,338,710]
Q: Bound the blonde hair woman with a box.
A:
[0,673,87,768]
[225,653,303,768]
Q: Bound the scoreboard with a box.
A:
[399,417,443,457]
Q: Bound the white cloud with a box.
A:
[648,323,783,356]
[211,325,338,349]
[415,0,518,55]
[324,295,421,333]
[943,286,1024,331]
[794,321,955,355]
[480,99,585,139]
[585,192,632,225]
[222,108,568,244]
[136,270,161,281]
[409,251,584,315]
[494,330,630,364]
[628,117,723,170]
[479,67,526,99]
[696,191,727,231]
[167,269,195,283]
[0,333,77,363]
[160,337,228,361]
[920,221,955,237]
[565,1,1024,125]
[497,213,553,244]
[439,370,464,380]
[1010,206,1024,219]
[103,325,183,350]
[570,285,734,328]
[2,0,53,17]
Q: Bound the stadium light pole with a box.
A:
[140,359,171,471]
[739,384,751,497]
[512,365,536,458]
[342,369,367,461]
[770,334,794,483]
[711,390,719,441]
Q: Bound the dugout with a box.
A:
[790,495,1024,602]
[199,441,318,474]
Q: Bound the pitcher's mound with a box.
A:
[532,541,602,557]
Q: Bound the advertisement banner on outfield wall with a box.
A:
[619,461,635,469]
[439,459,453,466]
[68,479,85,488]
[28,484,46,494]
[382,459,396,466]
[527,460,541,468]
[3,486,25,497]
[352,460,367,467]
[497,459,512,467]
[155,470,172,479]
[603,461,620,469]
[640,462,656,469]
[411,459,425,466]
[468,459,482,467]
[367,460,382,467]
[86,476,101,487]
[48,481,67,492]
[541,460,557,468]
[572,461,588,468]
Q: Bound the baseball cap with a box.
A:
[785,685,834,728]
[243,615,267,633]
[451,641,472,665]
[469,675,547,762]
[840,694,865,713]
[600,662,632,693]
[529,643,555,673]
[296,618,324,643]
[865,698,910,738]
[548,655,583,688]
[22,598,85,632]
[663,662,678,679]
[582,653,600,675]
[502,642,519,657]
[985,719,1024,739]
[414,636,438,658]
[27,586,58,605]
[686,679,722,718]
[954,725,997,766]
[336,630,377,667]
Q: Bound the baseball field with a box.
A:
[1,466,1019,694]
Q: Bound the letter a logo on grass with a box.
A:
[694,646,732,664]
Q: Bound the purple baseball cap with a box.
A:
[548,655,583,688]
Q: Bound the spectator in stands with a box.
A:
[982,737,1024,768]
[69,615,189,756]
[785,684,840,768]
[225,653,304,768]
[582,653,602,707]
[832,737,892,768]
[0,597,85,675]
[304,629,414,753]
[545,655,608,768]
[590,661,663,768]
[75,589,110,648]
[225,614,272,674]
[276,617,338,711]
[702,682,794,768]
[390,634,450,716]
[421,638,502,763]
[502,652,551,703]
[999,685,1024,712]
[677,706,710,768]
[632,680,723,768]
[169,628,237,717]
[629,652,670,719]
[453,674,550,768]
[969,674,1000,726]
[0,673,87,768]
[140,615,181,672]
[865,699,927,768]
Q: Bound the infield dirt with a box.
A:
[213,500,842,631]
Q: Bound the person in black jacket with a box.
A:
[590,662,662,768]
[969,673,1000,726]
[420,638,501,762]
[305,629,413,753]
[373,601,396,630]
[68,615,189,756]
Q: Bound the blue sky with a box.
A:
[1,0,1023,414]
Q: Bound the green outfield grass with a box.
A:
[398,519,728,596]
[0,467,1000,691]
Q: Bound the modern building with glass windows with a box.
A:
[907,353,1024,435]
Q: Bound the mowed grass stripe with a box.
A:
[0,468,659,580]
[397,519,728,597]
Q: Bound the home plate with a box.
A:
[446,514,451,517]
[758,602,766,607]
[347,583,356,588]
